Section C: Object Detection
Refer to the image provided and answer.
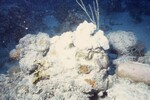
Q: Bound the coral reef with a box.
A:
[1,21,150,100]
[1,1,150,100]
[4,21,110,99]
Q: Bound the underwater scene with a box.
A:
[0,0,150,100]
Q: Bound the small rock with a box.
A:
[9,49,20,60]
[116,61,150,85]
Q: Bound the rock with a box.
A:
[18,32,50,52]
[7,64,20,75]
[15,85,29,96]
[107,78,150,100]
[0,74,8,82]
[116,61,150,84]
[138,51,150,65]
[15,32,50,74]
[113,55,136,65]
[9,49,20,60]
[107,30,137,54]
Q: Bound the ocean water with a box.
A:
[0,0,150,99]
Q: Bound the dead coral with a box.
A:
[84,79,96,88]
[32,63,49,85]
[79,65,91,74]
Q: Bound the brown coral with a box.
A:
[79,65,91,74]
[84,79,96,88]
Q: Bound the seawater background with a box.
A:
[0,0,150,73]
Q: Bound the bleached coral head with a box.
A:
[73,21,109,50]
[9,21,110,99]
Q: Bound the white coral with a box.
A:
[73,21,109,50]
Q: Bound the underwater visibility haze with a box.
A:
[0,0,150,100]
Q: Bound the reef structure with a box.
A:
[8,21,110,100]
